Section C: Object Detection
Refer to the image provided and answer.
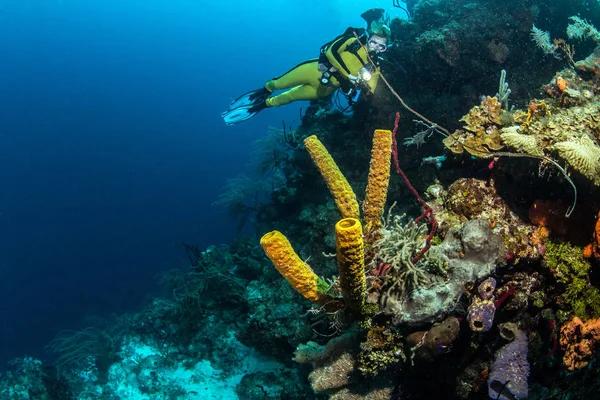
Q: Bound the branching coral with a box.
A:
[46,327,121,383]
[372,209,432,295]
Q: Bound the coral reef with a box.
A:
[443,96,506,157]
[379,218,506,325]
[432,177,542,262]
[8,1,600,399]
[502,70,600,186]
[358,326,404,376]
[543,239,600,319]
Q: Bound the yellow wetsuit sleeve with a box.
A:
[325,37,356,78]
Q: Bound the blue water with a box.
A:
[0,0,403,368]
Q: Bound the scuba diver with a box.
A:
[221,9,391,126]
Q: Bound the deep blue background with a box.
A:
[0,0,401,367]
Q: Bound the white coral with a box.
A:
[554,135,600,185]
[530,25,557,57]
[500,126,544,156]
[567,16,600,44]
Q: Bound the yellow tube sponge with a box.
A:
[363,129,393,233]
[304,135,360,219]
[335,218,366,317]
[260,230,329,305]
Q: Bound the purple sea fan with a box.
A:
[488,330,529,400]
[467,298,495,332]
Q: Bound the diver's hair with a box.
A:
[370,20,391,39]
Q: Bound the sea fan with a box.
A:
[554,135,600,185]
[567,16,600,43]
[530,25,557,57]
[500,126,544,157]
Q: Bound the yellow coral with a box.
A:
[335,218,366,317]
[554,135,600,185]
[461,96,502,131]
[500,126,544,156]
[443,96,505,157]
[363,129,393,234]
[260,230,329,304]
[304,135,360,219]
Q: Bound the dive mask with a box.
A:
[368,39,388,53]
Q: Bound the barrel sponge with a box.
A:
[363,129,393,233]
[335,218,366,315]
[304,135,359,219]
[260,230,328,304]
[467,298,496,332]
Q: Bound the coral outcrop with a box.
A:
[379,219,506,325]
[560,316,600,371]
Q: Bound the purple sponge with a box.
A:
[467,298,495,332]
[488,330,529,400]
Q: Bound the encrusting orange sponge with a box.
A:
[363,129,393,234]
[560,316,600,371]
[260,230,329,305]
[583,211,600,260]
[335,218,366,318]
[304,135,360,219]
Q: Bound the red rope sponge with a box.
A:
[391,112,438,264]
